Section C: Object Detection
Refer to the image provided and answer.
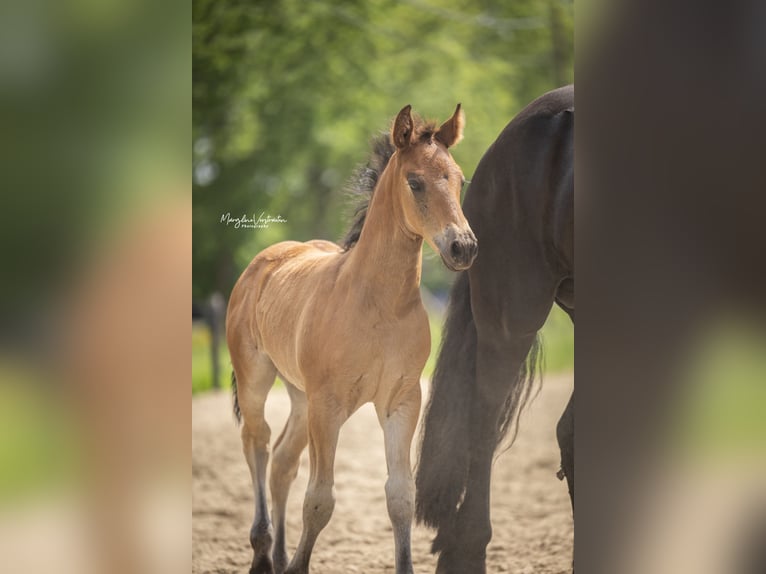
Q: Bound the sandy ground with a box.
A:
[192,373,573,574]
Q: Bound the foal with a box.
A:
[226,104,477,574]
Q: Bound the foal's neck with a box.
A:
[345,162,423,313]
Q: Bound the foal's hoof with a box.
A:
[272,551,288,574]
[249,555,274,574]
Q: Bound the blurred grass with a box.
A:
[674,319,766,458]
[192,302,573,394]
[539,305,575,374]
[191,326,228,393]
[0,366,77,504]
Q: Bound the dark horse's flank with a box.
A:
[416,86,574,573]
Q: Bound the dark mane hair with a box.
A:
[341,115,439,251]
[341,134,395,250]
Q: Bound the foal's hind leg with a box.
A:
[234,350,278,574]
[285,393,345,574]
[375,380,421,574]
[270,382,308,574]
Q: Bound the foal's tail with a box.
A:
[231,370,241,424]
[415,272,543,532]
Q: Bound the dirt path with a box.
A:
[192,373,573,574]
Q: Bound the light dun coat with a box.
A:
[226,104,477,574]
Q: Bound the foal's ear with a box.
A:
[435,103,464,148]
[392,105,414,149]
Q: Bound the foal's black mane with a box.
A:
[341,117,439,251]
[341,134,396,250]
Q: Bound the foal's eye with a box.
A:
[408,178,423,193]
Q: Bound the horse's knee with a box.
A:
[385,475,414,524]
[242,418,272,452]
[303,482,335,530]
[465,513,493,549]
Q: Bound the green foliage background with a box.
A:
[193,0,573,298]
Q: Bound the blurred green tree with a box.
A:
[193,0,573,299]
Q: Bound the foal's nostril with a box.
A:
[450,240,461,259]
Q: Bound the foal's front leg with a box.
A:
[285,395,344,574]
[376,381,422,574]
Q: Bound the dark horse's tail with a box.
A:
[415,272,542,532]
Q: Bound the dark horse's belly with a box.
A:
[462,85,574,325]
[557,277,575,309]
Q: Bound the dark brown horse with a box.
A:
[415,85,574,573]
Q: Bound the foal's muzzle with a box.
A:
[436,226,478,271]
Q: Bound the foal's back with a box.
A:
[226,239,345,388]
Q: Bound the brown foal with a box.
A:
[226,104,476,574]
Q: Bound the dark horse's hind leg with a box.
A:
[556,303,574,512]
[557,392,574,509]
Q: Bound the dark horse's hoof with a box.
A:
[436,555,486,574]
[249,554,274,574]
